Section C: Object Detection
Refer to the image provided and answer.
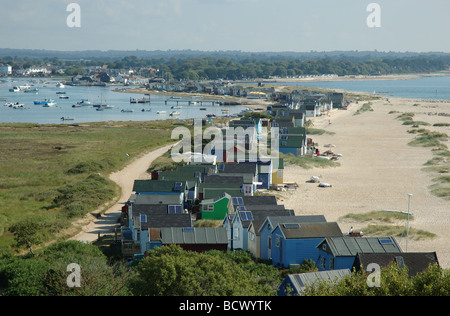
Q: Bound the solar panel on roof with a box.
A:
[168,205,183,214]
[173,182,183,192]
[183,227,195,233]
[232,197,243,205]
[239,211,254,221]
[237,206,247,211]
[378,238,393,245]
[283,223,300,229]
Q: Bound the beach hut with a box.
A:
[270,222,343,268]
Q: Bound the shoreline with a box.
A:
[279,95,450,268]
[256,71,450,83]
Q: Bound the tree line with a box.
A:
[1,241,449,296]
[2,52,450,80]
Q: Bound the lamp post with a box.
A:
[406,194,413,252]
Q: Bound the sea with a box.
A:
[1,75,450,124]
[272,75,450,101]
[0,78,244,125]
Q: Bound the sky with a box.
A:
[1,0,449,53]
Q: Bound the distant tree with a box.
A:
[129,245,276,296]
[9,219,43,256]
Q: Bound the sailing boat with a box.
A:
[94,94,114,110]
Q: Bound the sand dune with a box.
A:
[280,97,450,268]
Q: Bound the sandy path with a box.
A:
[280,97,450,268]
[70,143,175,243]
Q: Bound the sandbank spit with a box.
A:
[280,96,450,268]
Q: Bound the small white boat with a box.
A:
[121,109,134,113]
[43,99,57,107]
[170,111,180,116]
[157,111,167,114]
[6,102,24,108]
[9,87,20,92]
[76,99,93,106]
[171,106,182,109]
[61,117,75,121]
[59,95,69,99]
[56,82,65,88]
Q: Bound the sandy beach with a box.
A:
[260,72,450,83]
[279,96,450,268]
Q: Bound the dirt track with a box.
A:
[70,144,175,243]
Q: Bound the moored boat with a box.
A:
[42,99,56,107]
[75,99,93,106]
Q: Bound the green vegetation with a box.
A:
[339,210,413,223]
[339,210,436,241]
[282,154,340,169]
[243,112,274,120]
[396,112,429,127]
[433,123,450,127]
[1,241,447,296]
[360,225,436,241]
[303,263,449,296]
[6,52,450,80]
[0,121,179,251]
[129,246,281,296]
[403,125,450,199]
[396,112,416,121]
[0,241,131,296]
[147,150,183,173]
[0,244,285,296]
[305,128,335,136]
[354,102,374,115]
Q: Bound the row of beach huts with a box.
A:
[115,106,440,296]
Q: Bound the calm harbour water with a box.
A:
[1,75,450,124]
[0,78,243,124]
